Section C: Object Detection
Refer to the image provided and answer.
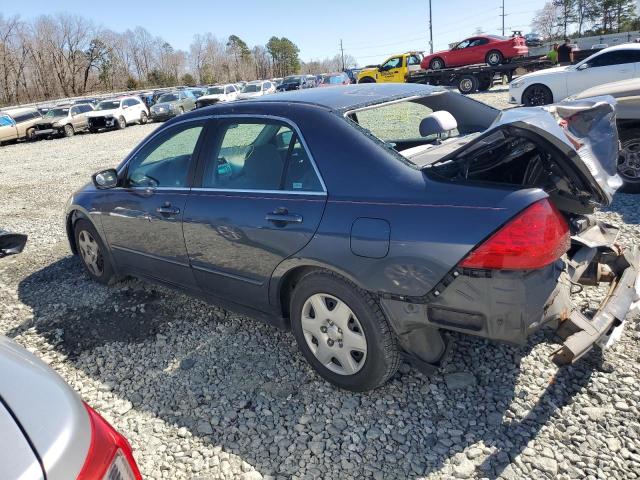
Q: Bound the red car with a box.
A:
[421,35,528,70]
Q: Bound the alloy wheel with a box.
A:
[488,52,501,65]
[301,293,367,375]
[619,140,640,183]
[78,230,104,277]
[524,86,550,106]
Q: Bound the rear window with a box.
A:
[354,101,435,141]
[96,100,121,110]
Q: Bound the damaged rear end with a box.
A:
[416,96,640,365]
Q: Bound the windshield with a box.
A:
[0,115,13,127]
[206,87,224,95]
[45,108,69,118]
[242,84,261,93]
[283,76,302,84]
[158,93,179,103]
[96,100,120,110]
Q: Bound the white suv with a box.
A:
[86,96,149,132]
[196,84,239,108]
[237,80,277,100]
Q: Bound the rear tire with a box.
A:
[618,128,640,193]
[457,75,479,94]
[486,50,503,66]
[522,84,553,106]
[429,57,445,70]
[358,76,376,84]
[290,270,400,391]
[478,77,492,91]
[74,219,115,285]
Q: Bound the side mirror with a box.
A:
[577,63,589,71]
[0,231,27,258]
[378,65,388,72]
[93,168,118,189]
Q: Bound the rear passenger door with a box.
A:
[183,117,327,311]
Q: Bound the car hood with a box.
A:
[515,65,571,83]
[86,109,118,117]
[198,94,224,101]
[0,336,90,479]
[153,101,178,109]
[38,115,65,124]
[421,96,620,206]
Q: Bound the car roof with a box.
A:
[596,42,640,52]
[239,83,442,112]
[3,106,38,115]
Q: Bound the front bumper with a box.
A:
[151,111,176,121]
[88,116,116,130]
[34,128,57,137]
[380,219,640,371]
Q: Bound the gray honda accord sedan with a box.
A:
[65,84,640,391]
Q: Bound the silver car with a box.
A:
[0,232,142,480]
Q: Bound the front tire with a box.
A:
[26,128,36,141]
[457,75,479,94]
[429,57,445,70]
[618,128,640,193]
[522,84,553,106]
[74,219,115,284]
[290,270,400,391]
[63,124,74,137]
[117,116,126,129]
[139,111,148,124]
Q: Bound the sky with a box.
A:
[1,0,548,66]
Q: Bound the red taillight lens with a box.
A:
[77,403,142,480]
[459,199,570,270]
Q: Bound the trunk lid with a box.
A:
[422,96,620,212]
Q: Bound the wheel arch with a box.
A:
[66,208,100,255]
[271,262,370,323]
[357,76,376,84]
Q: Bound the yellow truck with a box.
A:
[357,52,424,83]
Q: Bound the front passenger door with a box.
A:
[570,49,639,96]
[99,121,205,288]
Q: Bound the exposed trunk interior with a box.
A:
[423,125,602,214]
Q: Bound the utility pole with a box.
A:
[500,0,506,36]
[428,0,433,54]
[339,39,345,70]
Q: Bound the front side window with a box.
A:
[126,124,203,188]
[382,57,402,69]
[455,39,472,50]
[202,120,322,192]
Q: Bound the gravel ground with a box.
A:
[1,91,639,480]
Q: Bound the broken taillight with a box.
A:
[459,198,570,270]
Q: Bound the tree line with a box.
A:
[0,13,346,107]
[533,0,639,40]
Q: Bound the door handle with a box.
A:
[265,208,303,224]
[156,206,180,215]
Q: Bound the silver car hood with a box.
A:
[0,336,90,480]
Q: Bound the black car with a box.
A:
[66,84,639,391]
[276,75,314,92]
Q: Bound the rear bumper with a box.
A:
[380,218,640,370]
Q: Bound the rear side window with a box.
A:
[589,49,640,67]
[126,123,203,188]
[0,115,14,127]
[201,120,322,192]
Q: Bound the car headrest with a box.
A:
[419,111,458,137]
